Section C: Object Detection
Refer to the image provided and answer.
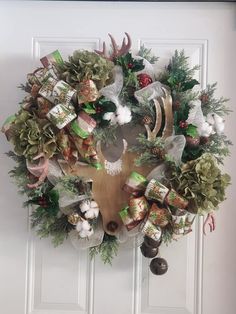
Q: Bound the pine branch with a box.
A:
[89,233,119,265]
[93,125,118,144]
[131,98,156,127]
[138,45,159,64]
[18,83,32,93]
[158,50,200,93]
[201,83,231,116]
[203,133,232,164]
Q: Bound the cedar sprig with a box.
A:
[203,133,232,164]
[159,50,199,92]
[89,233,119,265]
[131,98,156,127]
[200,83,231,116]
[138,45,159,64]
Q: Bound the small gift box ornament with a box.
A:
[70,111,97,139]
[119,206,140,231]
[123,171,148,196]
[128,196,149,222]
[78,79,100,104]
[47,103,76,129]
[40,50,64,68]
[36,97,54,118]
[39,77,57,103]
[27,67,58,86]
[52,80,77,106]
[148,203,170,227]
[141,218,162,241]
[171,209,188,235]
[145,179,169,203]
[165,189,188,209]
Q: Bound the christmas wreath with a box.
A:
[2,33,231,275]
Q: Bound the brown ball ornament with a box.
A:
[185,135,200,148]
[200,136,209,145]
[140,242,159,258]
[150,257,168,275]
[107,221,118,233]
[144,235,162,249]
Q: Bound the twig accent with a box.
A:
[203,212,216,235]
[95,33,131,61]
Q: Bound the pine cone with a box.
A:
[200,136,210,145]
[200,94,209,103]
[173,100,181,111]
[151,147,166,159]
[142,115,152,125]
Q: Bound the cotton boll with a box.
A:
[84,201,100,219]
[206,113,225,135]
[116,105,132,125]
[90,201,98,208]
[80,200,91,213]
[206,113,215,126]
[79,228,94,238]
[214,114,225,134]
[85,207,99,219]
[103,112,117,125]
[76,220,94,238]
[200,122,214,137]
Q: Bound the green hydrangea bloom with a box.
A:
[10,110,57,160]
[57,50,114,90]
[172,153,231,214]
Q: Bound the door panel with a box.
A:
[0,2,235,314]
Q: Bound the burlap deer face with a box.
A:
[59,87,180,236]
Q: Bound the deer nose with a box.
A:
[106,221,119,233]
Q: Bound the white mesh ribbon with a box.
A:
[69,217,104,250]
[99,65,123,107]
[187,100,213,137]
[100,66,132,125]
[134,56,155,80]
[146,135,186,180]
[134,81,164,104]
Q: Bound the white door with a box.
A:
[0,2,235,314]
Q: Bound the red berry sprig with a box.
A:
[95,106,103,114]
[179,121,188,129]
[38,196,48,208]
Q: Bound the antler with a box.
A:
[145,99,162,141]
[144,88,174,141]
[161,87,174,139]
[95,33,131,61]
